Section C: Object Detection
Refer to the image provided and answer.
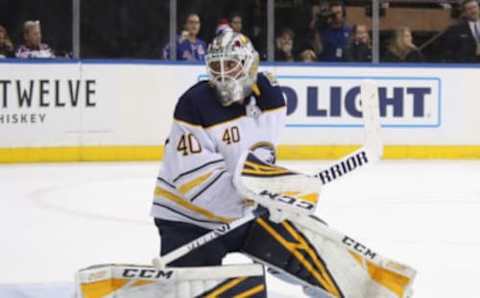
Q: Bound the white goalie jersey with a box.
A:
[150,72,286,229]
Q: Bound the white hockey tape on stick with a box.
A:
[314,79,383,185]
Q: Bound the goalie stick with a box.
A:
[314,79,383,185]
[153,80,383,269]
[152,207,265,269]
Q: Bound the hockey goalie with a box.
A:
[76,31,416,298]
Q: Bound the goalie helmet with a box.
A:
[205,31,259,106]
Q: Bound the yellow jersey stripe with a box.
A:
[154,187,233,223]
[178,171,214,194]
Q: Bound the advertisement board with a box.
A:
[0,61,479,162]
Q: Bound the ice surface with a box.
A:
[1,160,479,297]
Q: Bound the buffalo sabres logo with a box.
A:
[249,141,276,164]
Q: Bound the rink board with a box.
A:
[1,145,480,163]
[1,60,479,162]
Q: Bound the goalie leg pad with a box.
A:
[76,264,267,298]
[242,216,343,296]
[242,216,415,298]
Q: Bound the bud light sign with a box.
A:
[279,76,441,128]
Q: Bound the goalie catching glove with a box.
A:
[234,151,322,223]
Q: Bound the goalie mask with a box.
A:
[206,32,259,106]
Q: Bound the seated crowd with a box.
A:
[0,20,54,59]
[2,0,480,63]
[159,0,480,63]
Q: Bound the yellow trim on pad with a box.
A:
[205,277,247,298]
[1,145,480,163]
[349,251,411,297]
[234,284,266,298]
[256,218,341,296]
[79,278,157,298]
[79,279,128,298]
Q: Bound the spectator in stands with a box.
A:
[299,49,317,62]
[308,0,330,32]
[0,25,14,58]
[229,12,243,33]
[299,30,324,61]
[442,0,480,62]
[15,20,55,59]
[345,24,372,62]
[275,28,295,62]
[215,19,233,36]
[314,0,352,61]
[383,27,424,62]
[250,0,268,60]
[163,13,207,61]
